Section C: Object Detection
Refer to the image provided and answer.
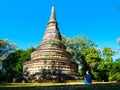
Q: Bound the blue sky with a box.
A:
[0,0,120,60]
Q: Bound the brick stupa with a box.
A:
[23,6,79,82]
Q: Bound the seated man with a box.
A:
[82,70,92,84]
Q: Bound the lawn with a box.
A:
[0,82,120,90]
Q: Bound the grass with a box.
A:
[0,82,120,90]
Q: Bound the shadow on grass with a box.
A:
[0,83,120,90]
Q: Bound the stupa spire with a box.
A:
[41,5,61,42]
[48,5,56,24]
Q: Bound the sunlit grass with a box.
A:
[0,82,83,87]
[0,81,118,87]
[0,82,120,90]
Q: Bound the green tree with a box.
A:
[102,47,113,62]
[2,47,36,82]
[99,61,120,82]
[62,35,102,77]
[97,47,120,81]
[0,39,17,81]
[0,39,16,60]
[107,62,120,81]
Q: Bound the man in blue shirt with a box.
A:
[82,70,92,84]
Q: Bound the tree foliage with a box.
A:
[96,47,120,81]
[62,35,120,81]
[1,47,36,81]
[0,39,16,60]
[62,35,101,76]
[102,47,113,62]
